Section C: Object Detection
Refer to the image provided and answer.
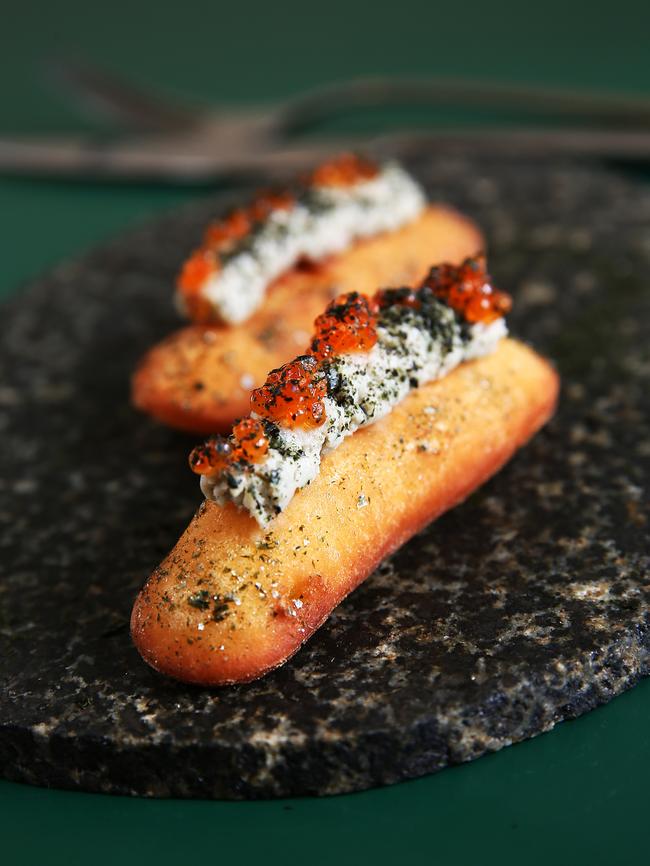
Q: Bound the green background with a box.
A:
[2,2,650,863]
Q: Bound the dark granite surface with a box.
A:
[1,155,649,799]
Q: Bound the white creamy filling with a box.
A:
[187,163,425,324]
[202,311,507,526]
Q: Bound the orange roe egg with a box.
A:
[178,248,216,292]
[183,293,216,323]
[248,189,295,222]
[423,255,512,324]
[231,418,269,463]
[189,435,233,475]
[311,292,378,359]
[177,248,219,322]
[204,192,294,248]
[309,153,379,188]
[251,355,327,429]
[204,208,251,248]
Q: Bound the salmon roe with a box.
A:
[247,293,378,432]
[309,153,379,188]
[423,255,512,324]
[203,208,252,248]
[231,418,269,463]
[247,189,295,223]
[250,355,327,429]
[189,435,232,475]
[311,292,378,360]
[203,190,295,249]
[189,420,269,477]
[177,249,219,322]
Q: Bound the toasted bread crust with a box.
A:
[132,206,482,433]
[131,339,559,685]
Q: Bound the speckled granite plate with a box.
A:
[1,155,649,799]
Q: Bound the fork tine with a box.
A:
[279,76,650,132]
[46,57,202,133]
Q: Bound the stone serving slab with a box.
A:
[1,155,649,799]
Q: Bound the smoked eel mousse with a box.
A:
[131,154,483,433]
[131,256,559,686]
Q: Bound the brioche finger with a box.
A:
[131,338,558,685]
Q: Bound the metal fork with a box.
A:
[3,60,650,183]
